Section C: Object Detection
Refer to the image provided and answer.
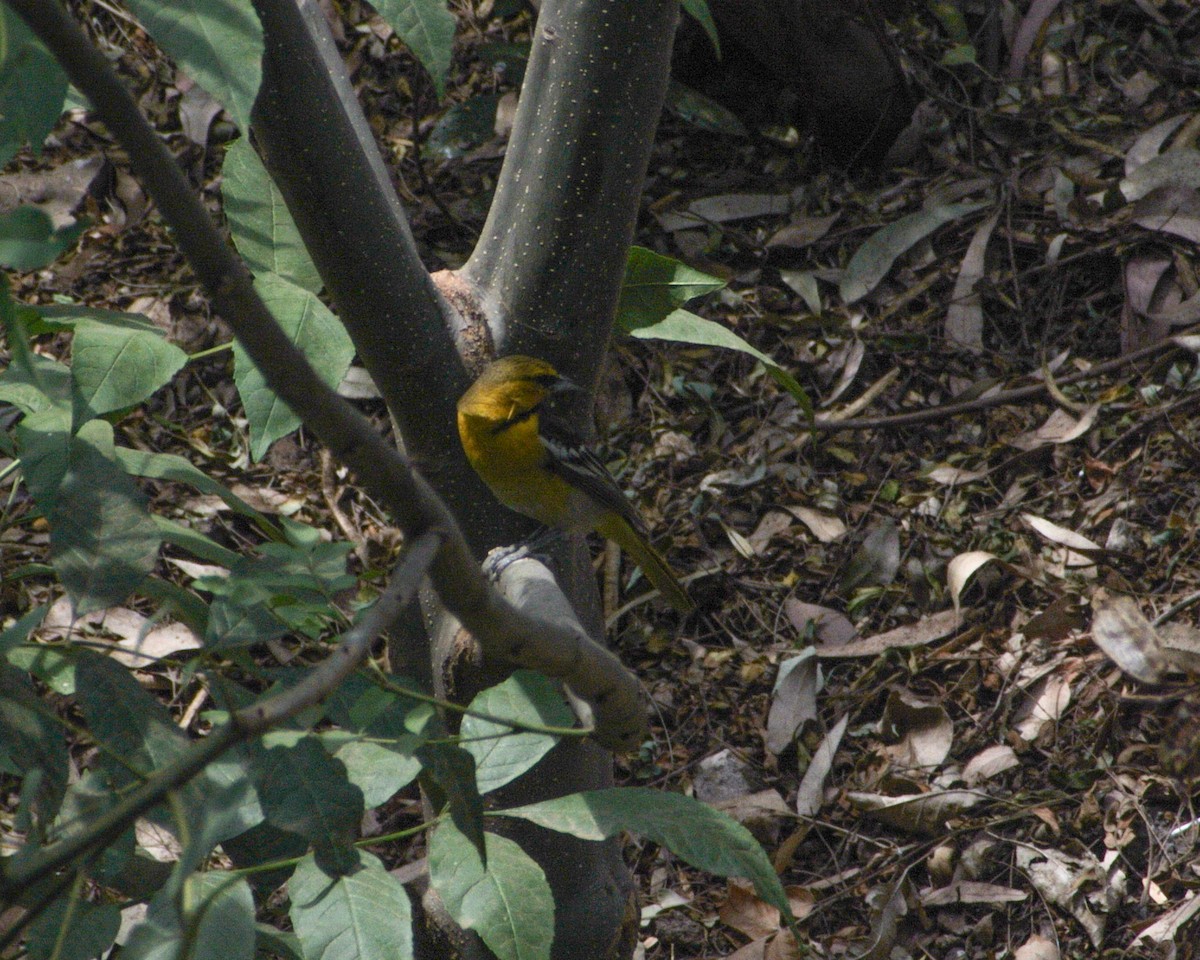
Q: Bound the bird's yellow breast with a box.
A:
[457,410,572,527]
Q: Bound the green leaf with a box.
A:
[496,788,794,924]
[461,671,572,794]
[326,734,422,809]
[627,308,813,417]
[0,206,84,271]
[26,896,121,960]
[6,643,74,694]
[123,872,255,960]
[115,446,280,536]
[290,851,414,960]
[74,650,259,846]
[617,246,726,328]
[232,272,355,460]
[839,200,988,304]
[0,663,68,822]
[0,351,73,415]
[17,415,160,611]
[70,318,187,417]
[0,7,69,166]
[122,0,263,133]
[374,0,456,99]
[51,770,136,880]
[0,603,48,656]
[222,137,322,293]
[251,736,363,855]
[200,537,353,648]
[680,0,720,56]
[417,743,485,861]
[428,822,552,960]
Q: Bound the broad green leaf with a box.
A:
[70,320,187,416]
[617,246,726,327]
[232,272,355,460]
[28,305,187,417]
[290,851,414,960]
[496,788,794,924]
[628,308,813,416]
[116,446,280,537]
[0,603,48,656]
[0,206,84,270]
[26,896,121,960]
[123,0,263,133]
[6,643,74,694]
[375,0,455,99]
[200,537,353,648]
[74,649,186,773]
[52,770,136,880]
[840,200,988,304]
[428,822,552,960]
[123,872,255,960]
[461,671,573,794]
[17,416,160,611]
[254,925,304,960]
[326,735,422,809]
[223,136,322,293]
[680,0,720,55]
[153,516,241,568]
[0,352,73,415]
[251,735,363,854]
[0,663,68,821]
[0,7,69,166]
[75,651,258,848]
[417,743,485,861]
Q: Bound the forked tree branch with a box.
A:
[1,0,644,739]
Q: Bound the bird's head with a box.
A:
[457,355,583,421]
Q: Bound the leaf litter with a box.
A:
[3,1,1200,958]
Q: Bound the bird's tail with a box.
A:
[600,515,694,614]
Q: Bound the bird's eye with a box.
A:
[532,374,560,387]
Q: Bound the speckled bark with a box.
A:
[248,1,677,956]
[459,0,680,392]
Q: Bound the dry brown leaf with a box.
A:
[657,192,792,231]
[848,789,982,836]
[1010,405,1099,451]
[880,690,953,770]
[1131,892,1200,947]
[784,600,856,646]
[925,465,988,485]
[962,745,1019,786]
[782,505,846,543]
[1015,845,1125,948]
[947,550,1000,614]
[1013,674,1072,742]
[945,209,999,353]
[1014,934,1060,960]
[715,790,791,845]
[766,212,838,249]
[1089,587,1171,683]
[719,879,781,940]
[815,608,959,658]
[747,510,797,555]
[766,651,820,755]
[795,713,847,818]
[920,881,1027,906]
[1125,114,1189,175]
[1121,150,1200,202]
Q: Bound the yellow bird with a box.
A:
[457,355,693,613]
